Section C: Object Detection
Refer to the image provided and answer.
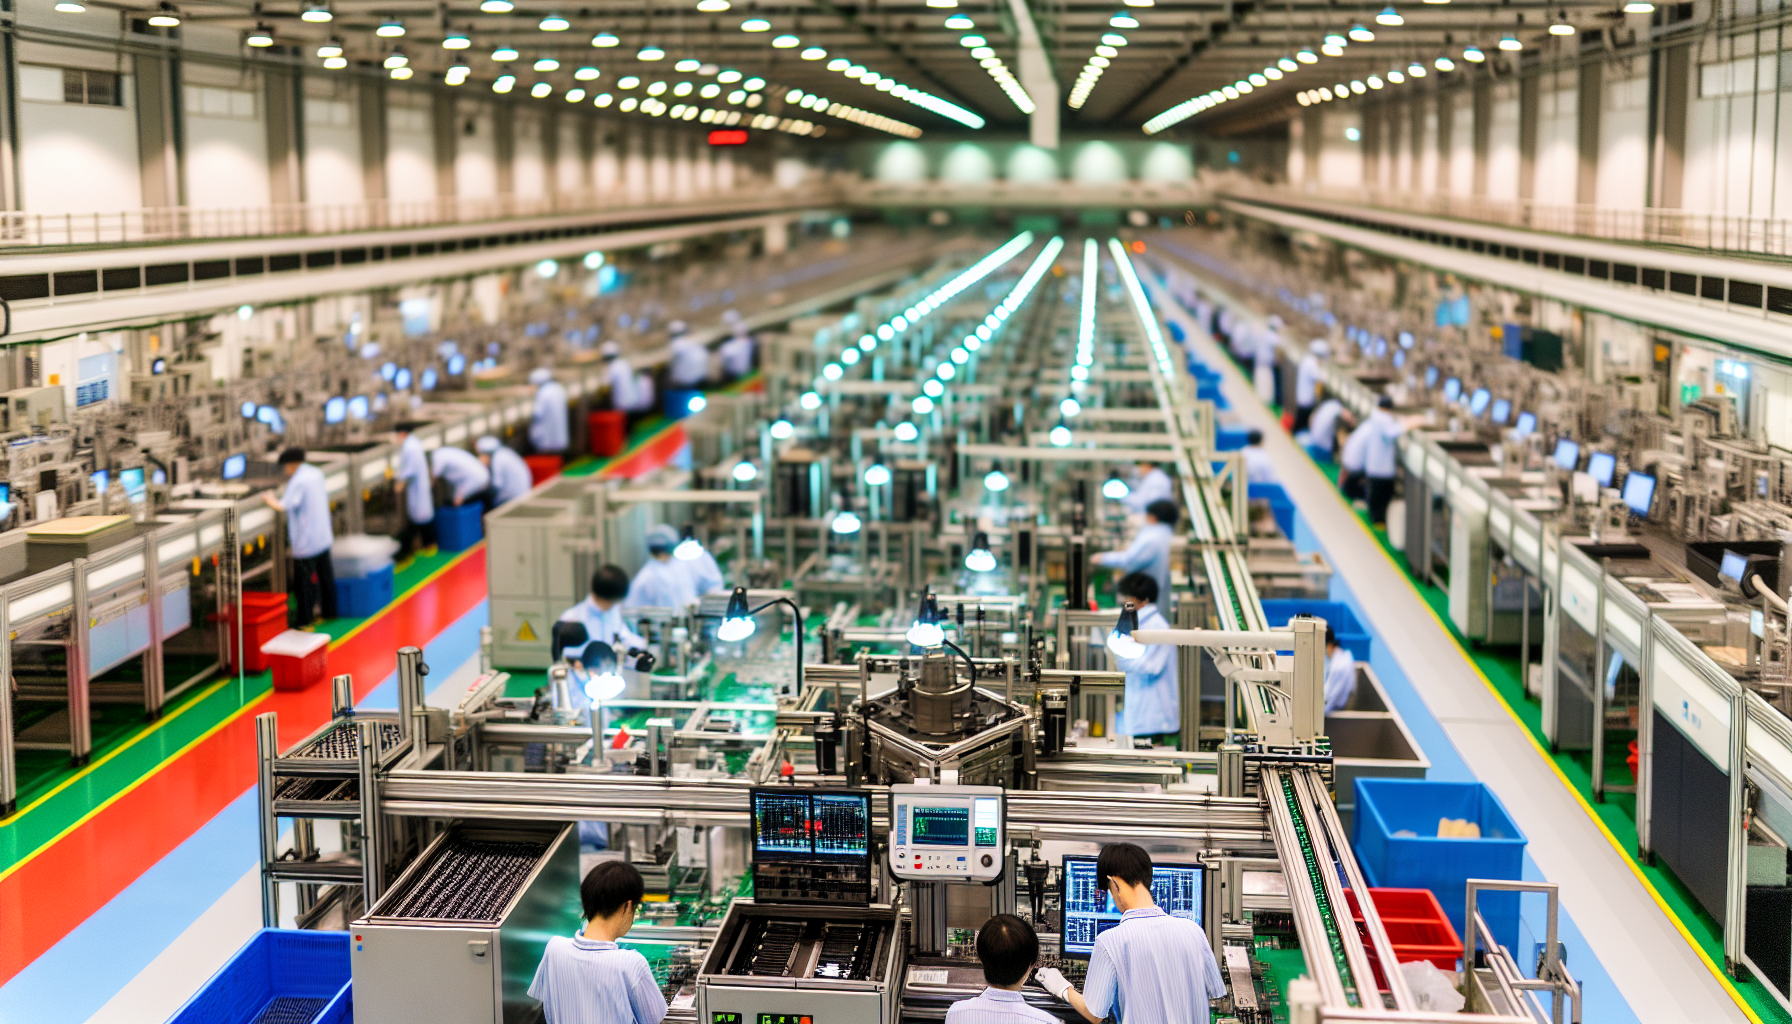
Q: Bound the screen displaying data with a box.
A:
[1060,856,1204,958]
[750,789,870,861]
[911,805,970,846]
[974,797,1000,848]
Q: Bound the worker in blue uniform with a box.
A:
[528,861,668,1024]
[392,421,435,558]
[263,448,336,627]
[1324,623,1358,713]
[528,367,569,455]
[944,915,1058,1024]
[431,445,492,510]
[559,565,648,666]
[1121,460,1174,514]
[1242,429,1278,484]
[624,525,699,611]
[1111,571,1179,745]
[478,435,533,505]
[1095,499,1177,610]
[1293,339,1329,433]
[667,321,709,389]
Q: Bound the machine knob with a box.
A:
[980,853,994,868]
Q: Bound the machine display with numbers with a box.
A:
[887,783,1006,882]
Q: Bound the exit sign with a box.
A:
[708,129,749,146]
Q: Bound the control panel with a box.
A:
[887,783,1005,881]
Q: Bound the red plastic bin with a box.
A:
[524,454,563,485]
[221,592,290,673]
[261,630,332,691]
[1344,887,1463,986]
[589,410,626,457]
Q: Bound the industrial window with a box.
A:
[1455,237,1469,249]
[340,247,367,264]
[1670,271,1697,294]
[1613,264,1638,284]
[268,253,301,272]
[1588,260,1610,279]
[390,244,413,258]
[1701,276,1726,300]
[1730,280,1763,307]
[1543,252,1561,269]
[63,69,122,107]
[1642,268,1666,289]
[102,267,140,290]
[0,275,49,300]
[235,257,265,275]
[415,242,436,255]
[1471,240,1486,253]
[144,262,188,286]
[53,270,96,295]
[305,250,336,268]
[1768,286,1792,315]
[193,259,230,280]
[1564,255,1586,274]
[1504,245,1521,260]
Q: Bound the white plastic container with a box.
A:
[331,534,400,579]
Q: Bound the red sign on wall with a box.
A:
[708,129,749,146]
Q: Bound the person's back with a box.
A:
[1083,907,1223,1023]
[529,860,667,1024]
[943,914,1058,1024]
[491,445,533,504]
[1339,419,1373,475]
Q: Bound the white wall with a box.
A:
[512,110,546,198]
[1449,90,1475,197]
[1486,82,1520,202]
[387,100,436,202]
[304,94,362,205]
[556,118,582,193]
[17,65,140,215]
[1599,70,1651,209]
[1392,103,1413,193]
[184,83,269,210]
[455,102,498,200]
[1418,103,1438,195]
[594,134,620,195]
[1317,109,1363,188]
[1535,72,1578,207]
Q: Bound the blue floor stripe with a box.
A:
[355,599,489,711]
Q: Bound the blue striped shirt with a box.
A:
[1083,907,1225,1024]
[945,987,1061,1024]
[527,935,668,1024]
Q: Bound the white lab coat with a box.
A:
[624,556,698,611]
[490,446,533,504]
[1297,353,1325,408]
[1122,467,1175,514]
[668,335,709,387]
[529,380,569,453]
[719,333,754,378]
[1324,646,1357,713]
[1096,521,1174,609]
[676,549,725,596]
[397,435,434,524]
[606,357,644,412]
[1304,399,1346,455]
[430,446,491,505]
[558,596,647,662]
[1340,420,1373,475]
[1117,604,1179,737]
[1363,410,1406,479]
[1253,327,1278,403]
[1243,446,1278,485]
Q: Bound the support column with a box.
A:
[0,34,19,212]
[1518,72,1539,202]
[1471,77,1492,197]
[1577,60,1602,208]
[431,92,457,204]
[1651,42,1689,208]
[1435,88,1453,194]
[542,108,560,198]
[577,115,596,193]
[494,102,516,198]
[263,66,304,226]
[134,48,183,211]
[356,78,387,203]
[1004,0,1057,148]
[1410,92,1425,192]
[1361,99,1382,190]
[1303,106,1321,186]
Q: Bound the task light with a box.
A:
[964,532,997,572]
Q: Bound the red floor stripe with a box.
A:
[600,424,687,480]
[0,547,489,984]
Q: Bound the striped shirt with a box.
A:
[945,987,1061,1024]
[527,935,668,1024]
[1083,907,1225,1024]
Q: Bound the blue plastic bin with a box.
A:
[664,388,706,420]
[335,564,394,617]
[1247,483,1297,540]
[1353,779,1528,952]
[168,929,351,1024]
[1215,426,1250,451]
[436,501,484,552]
[1259,599,1371,661]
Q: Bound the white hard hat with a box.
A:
[600,341,621,358]
[529,367,553,385]
[1310,340,1330,357]
[669,320,688,335]
[475,435,500,454]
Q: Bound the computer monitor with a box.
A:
[222,453,247,480]
[1061,855,1204,959]
[1514,412,1537,437]
[0,483,10,504]
[1587,452,1616,488]
[1622,472,1656,517]
[1553,439,1580,471]
[120,467,145,501]
[421,367,438,392]
[324,397,347,424]
[90,470,107,494]
[380,361,398,382]
[1468,388,1491,417]
[1721,549,1750,583]
[447,354,466,375]
[749,788,870,861]
[394,368,412,391]
[1489,398,1511,425]
[1444,377,1461,402]
[348,395,370,421]
[1425,366,1439,388]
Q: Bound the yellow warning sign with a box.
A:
[516,619,538,642]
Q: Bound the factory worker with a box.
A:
[624,524,700,611]
[1253,316,1279,404]
[528,368,569,455]
[944,915,1058,1024]
[668,320,709,389]
[431,444,492,509]
[528,861,668,1024]
[1120,460,1174,515]
[1338,415,1374,504]
[1324,623,1358,713]
[1363,395,1418,528]
[719,327,755,380]
[1294,339,1330,434]
[1242,429,1278,485]
[478,435,533,505]
[559,565,648,665]
[1095,499,1176,608]
[1111,571,1179,743]
[1300,396,1352,460]
[673,528,727,596]
[602,342,641,411]
[392,421,436,557]
[262,448,336,627]
[1036,843,1225,1024]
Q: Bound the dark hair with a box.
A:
[975,914,1038,986]
[278,448,307,465]
[1246,429,1264,446]
[591,565,630,601]
[1144,499,1180,527]
[1096,842,1153,891]
[1117,571,1159,605]
[581,859,645,920]
[1378,395,1395,409]
[1325,623,1338,648]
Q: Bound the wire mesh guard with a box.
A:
[250,997,329,1024]
[272,776,353,801]
[380,837,550,922]
[294,720,405,760]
